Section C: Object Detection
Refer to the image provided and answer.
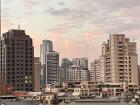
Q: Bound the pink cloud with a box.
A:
[32,30,108,62]
[45,32,85,58]
[82,31,103,41]
[33,31,90,58]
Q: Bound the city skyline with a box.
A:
[1,0,140,63]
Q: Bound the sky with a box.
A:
[1,0,140,63]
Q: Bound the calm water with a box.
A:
[2,101,137,105]
[59,102,136,105]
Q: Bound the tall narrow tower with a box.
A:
[40,40,53,86]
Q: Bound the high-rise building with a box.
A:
[59,57,89,83]
[90,59,102,82]
[71,57,88,69]
[40,40,53,64]
[40,40,53,86]
[101,34,138,85]
[90,42,108,83]
[59,58,71,84]
[61,58,71,67]
[0,29,34,91]
[68,57,89,83]
[34,57,41,92]
[46,51,59,84]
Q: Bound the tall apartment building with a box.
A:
[90,42,108,83]
[101,34,138,85]
[0,29,34,91]
[90,59,102,82]
[68,57,89,83]
[59,57,89,83]
[61,58,71,67]
[46,51,59,84]
[40,40,53,86]
[59,58,71,83]
[34,57,41,92]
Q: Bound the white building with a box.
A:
[67,66,90,83]
[90,59,103,82]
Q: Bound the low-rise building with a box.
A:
[45,84,63,93]
[73,81,99,97]
[98,82,139,96]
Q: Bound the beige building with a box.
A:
[34,57,41,92]
[101,34,138,86]
[98,82,138,96]
[90,59,103,82]
[73,81,99,97]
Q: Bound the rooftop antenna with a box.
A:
[18,25,21,30]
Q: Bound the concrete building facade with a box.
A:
[0,29,34,91]
[67,66,90,83]
[90,59,102,82]
[59,57,89,83]
[46,51,59,84]
[59,58,71,84]
[101,34,138,85]
[71,57,88,69]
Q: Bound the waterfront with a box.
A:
[1,101,136,105]
[59,102,140,105]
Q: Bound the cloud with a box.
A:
[2,0,140,62]
[58,2,65,5]
[41,32,86,58]
[107,0,140,9]
[46,0,140,35]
